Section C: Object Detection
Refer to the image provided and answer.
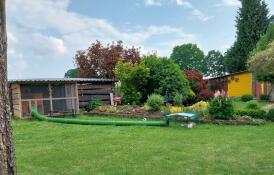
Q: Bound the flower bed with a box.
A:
[86,111,163,119]
[83,103,269,125]
[87,105,164,119]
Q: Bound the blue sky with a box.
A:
[7,0,274,79]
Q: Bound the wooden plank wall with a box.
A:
[78,83,114,108]
[11,83,22,117]
[266,83,274,102]
[208,77,228,93]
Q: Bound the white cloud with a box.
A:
[192,9,213,22]
[7,31,28,78]
[222,0,241,7]
[21,33,67,56]
[144,0,162,6]
[7,32,18,44]
[144,0,212,22]
[174,0,213,22]
[7,51,28,79]
[7,0,197,78]
[175,0,192,8]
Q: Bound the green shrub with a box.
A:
[161,106,171,115]
[260,94,270,101]
[146,94,164,111]
[235,109,267,119]
[173,93,184,106]
[143,55,191,102]
[106,106,117,113]
[246,100,260,110]
[230,96,241,102]
[115,61,150,105]
[188,101,209,113]
[241,94,253,102]
[208,97,234,120]
[267,109,274,121]
[86,99,103,111]
[186,103,209,118]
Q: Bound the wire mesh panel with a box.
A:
[52,99,77,114]
[20,83,78,117]
[21,100,51,116]
[51,83,77,114]
[20,84,49,99]
[21,101,30,117]
[52,84,66,98]
[40,100,51,115]
[52,84,76,98]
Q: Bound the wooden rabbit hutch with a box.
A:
[9,78,115,118]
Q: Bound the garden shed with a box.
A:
[9,78,115,118]
[208,71,274,101]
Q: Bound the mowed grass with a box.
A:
[232,100,272,111]
[14,118,274,175]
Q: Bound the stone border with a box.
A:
[84,111,163,119]
[84,112,266,125]
[198,119,266,125]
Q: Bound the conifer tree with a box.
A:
[225,0,270,73]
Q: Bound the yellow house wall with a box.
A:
[227,72,252,97]
[261,83,264,94]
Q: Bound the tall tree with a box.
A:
[75,40,140,78]
[115,61,150,105]
[249,40,274,97]
[225,0,270,73]
[64,68,78,78]
[170,43,205,73]
[249,40,274,84]
[184,70,214,102]
[142,55,191,101]
[204,50,226,77]
[0,0,16,174]
[250,24,274,56]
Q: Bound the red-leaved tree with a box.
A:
[75,40,140,78]
[184,70,214,101]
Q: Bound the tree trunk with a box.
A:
[0,0,16,174]
[269,83,274,102]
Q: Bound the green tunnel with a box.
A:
[31,108,169,127]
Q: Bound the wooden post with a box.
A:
[28,100,32,115]
[75,83,79,113]
[48,83,53,114]
[110,93,114,106]
[11,83,22,118]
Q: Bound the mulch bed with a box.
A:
[85,111,164,119]
[84,105,267,125]
[87,105,164,119]
[198,119,266,125]
[85,114,266,126]
[84,112,266,125]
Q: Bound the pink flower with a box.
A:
[113,96,122,103]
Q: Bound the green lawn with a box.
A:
[232,100,274,111]
[14,118,274,175]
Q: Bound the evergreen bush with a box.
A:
[87,99,103,111]
[260,94,270,101]
[267,109,274,121]
[173,93,184,106]
[241,94,253,102]
[208,97,234,120]
[246,100,260,110]
[146,94,164,111]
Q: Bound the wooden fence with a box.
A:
[78,83,114,108]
